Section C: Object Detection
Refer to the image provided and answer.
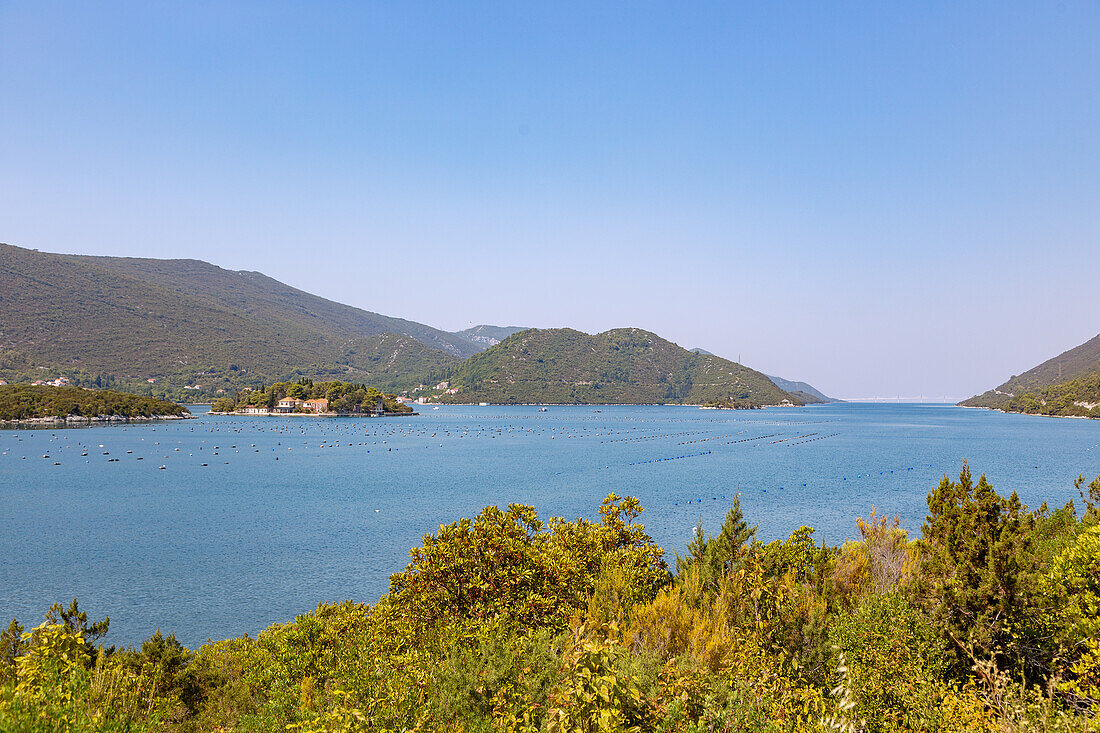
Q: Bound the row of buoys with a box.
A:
[628,450,712,466]
[676,431,748,445]
[787,432,840,444]
[726,433,783,444]
[675,493,731,506]
[601,430,705,444]
[551,449,715,476]
[768,432,819,444]
[841,465,931,481]
[669,463,948,509]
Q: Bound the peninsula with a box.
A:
[961,333,1100,418]
[0,384,189,425]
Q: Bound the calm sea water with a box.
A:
[2,403,1098,648]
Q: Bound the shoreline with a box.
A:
[207,411,417,418]
[957,404,1099,420]
[0,413,193,428]
[433,401,800,409]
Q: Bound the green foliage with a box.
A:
[676,496,757,591]
[0,384,187,422]
[425,626,562,731]
[916,463,1041,675]
[0,622,170,732]
[1044,525,1100,662]
[827,592,945,731]
[1078,473,1100,523]
[45,599,112,662]
[545,625,650,733]
[384,495,670,641]
[1,619,23,684]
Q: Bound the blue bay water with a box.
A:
[1,403,1098,648]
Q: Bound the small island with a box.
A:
[210,379,414,416]
[0,384,190,425]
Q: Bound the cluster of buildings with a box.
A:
[278,397,329,413]
[400,381,458,404]
[31,377,70,387]
[232,395,388,416]
[239,397,330,414]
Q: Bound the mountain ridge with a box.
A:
[66,252,480,358]
[0,243,461,398]
[2,244,802,409]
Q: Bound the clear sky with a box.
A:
[2,2,1097,399]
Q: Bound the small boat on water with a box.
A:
[538,407,548,412]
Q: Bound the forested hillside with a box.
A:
[962,333,1100,417]
[71,253,479,358]
[0,244,460,400]
[435,328,798,406]
[3,467,1098,731]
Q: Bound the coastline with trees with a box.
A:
[209,378,414,416]
[0,384,189,425]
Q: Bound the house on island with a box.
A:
[274,397,330,413]
[241,405,268,415]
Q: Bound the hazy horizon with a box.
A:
[2,2,1098,400]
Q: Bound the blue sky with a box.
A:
[1,2,1097,399]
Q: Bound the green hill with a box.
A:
[0,243,459,400]
[960,333,1100,417]
[434,327,798,406]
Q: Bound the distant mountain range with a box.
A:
[690,348,836,403]
[0,243,807,407]
[764,376,839,404]
[453,325,528,349]
[960,333,1100,418]
[438,328,796,406]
